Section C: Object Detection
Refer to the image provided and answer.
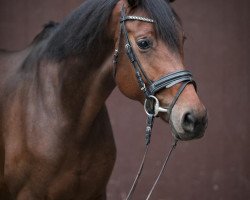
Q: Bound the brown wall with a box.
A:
[0,0,249,199]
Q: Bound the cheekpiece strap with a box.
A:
[120,6,153,97]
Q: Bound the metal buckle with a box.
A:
[144,95,168,117]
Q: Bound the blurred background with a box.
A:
[0,0,249,199]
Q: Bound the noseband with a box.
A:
[113,7,196,200]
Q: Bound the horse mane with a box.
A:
[44,0,181,60]
[141,0,182,50]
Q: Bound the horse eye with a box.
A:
[136,39,152,50]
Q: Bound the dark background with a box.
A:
[0,0,249,199]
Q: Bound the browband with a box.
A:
[120,16,155,23]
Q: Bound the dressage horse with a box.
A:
[0,0,207,199]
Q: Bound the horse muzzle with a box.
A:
[169,107,208,141]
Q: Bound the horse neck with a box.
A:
[60,51,115,119]
[34,0,119,123]
[36,40,115,126]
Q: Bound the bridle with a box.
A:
[113,6,196,200]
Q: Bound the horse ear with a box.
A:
[127,0,140,7]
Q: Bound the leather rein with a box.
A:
[113,7,196,200]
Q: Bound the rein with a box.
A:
[113,7,196,200]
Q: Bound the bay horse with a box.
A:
[0,0,208,199]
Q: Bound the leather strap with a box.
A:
[121,15,155,23]
[113,7,198,200]
[149,70,196,94]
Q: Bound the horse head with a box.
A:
[111,0,208,141]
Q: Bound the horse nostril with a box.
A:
[182,112,196,133]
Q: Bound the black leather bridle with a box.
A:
[113,7,197,200]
